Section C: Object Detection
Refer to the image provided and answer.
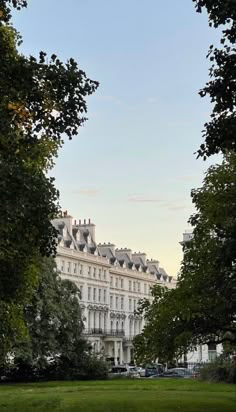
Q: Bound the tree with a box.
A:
[192,0,236,157]
[6,257,88,380]
[0,0,98,354]
[134,154,236,363]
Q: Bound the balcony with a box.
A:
[83,328,125,337]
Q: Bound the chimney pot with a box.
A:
[88,218,91,224]
[84,219,86,224]
[79,219,81,225]
[74,220,77,225]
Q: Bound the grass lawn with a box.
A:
[0,379,235,412]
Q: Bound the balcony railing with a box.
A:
[83,328,125,337]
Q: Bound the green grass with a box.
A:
[0,379,235,412]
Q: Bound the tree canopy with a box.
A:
[134,153,236,363]
[193,0,236,157]
[0,0,98,355]
[1,258,107,380]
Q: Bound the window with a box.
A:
[98,268,101,279]
[103,289,106,303]
[121,278,124,289]
[121,297,124,310]
[88,287,91,301]
[74,263,77,274]
[137,282,140,292]
[115,278,118,288]
[133,300,136,311]
[110,276,113,287]
[104,270,106,280]
[110,295,113,309]
[144,283,147,294]
[88,266,91,276]
[61,260,64,272]
[93,288,96,301]
[129,298,132,311]
[80,264,83,275]
[129,280,132,291]
[133,281,136,292]
[67,262,71,273]
[93,267,96,278]
[80,285,83,299]
[116,296,119,309]
[208,344,217,361]
[98,289,101,302]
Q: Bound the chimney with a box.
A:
[147,259,160,271]
[61,214,73,235]
[132,252,147,265]
[81,219,96,241]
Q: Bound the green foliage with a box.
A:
[192,1,236,157]
[199,356,236,383]
[134,154,236,363]
[0,0,98,355]
[2,257,107,381]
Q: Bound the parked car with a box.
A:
[161,368,193,378]
[138,363,164,377]
[109,365,140,378]
[190,364,204,378]
[136,366,146,377]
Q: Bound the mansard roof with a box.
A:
[52,216,173,281]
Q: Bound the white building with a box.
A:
[52,213,176,365]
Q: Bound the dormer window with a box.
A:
[87,233,92,245]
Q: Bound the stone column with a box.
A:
[114,341,118,365]
[119,341,124,364]
[93,310,96,329]
[88,310,91,329]
[126,346,131,364]
[99,311,102,329]
[104,312,107,331]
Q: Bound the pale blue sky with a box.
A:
[13,0,220,276]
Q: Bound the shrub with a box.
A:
[200,358,236,384]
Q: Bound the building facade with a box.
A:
[52,214,176,365]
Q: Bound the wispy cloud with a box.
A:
[128,194,164,203]
[76,189,100,198]
[168,205,190,212]
[127,193,192,212]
